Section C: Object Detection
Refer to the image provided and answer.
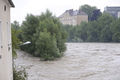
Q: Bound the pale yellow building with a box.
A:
[59,9,88,26]
[0,0,14,80]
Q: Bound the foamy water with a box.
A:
[15,43,120,80]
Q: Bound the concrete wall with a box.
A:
[0,0,13,80]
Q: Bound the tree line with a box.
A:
[64,13,120,42]
[63,5,120,42]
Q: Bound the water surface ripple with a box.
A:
[15,43,120,80]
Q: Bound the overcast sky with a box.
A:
[11,0,120,24]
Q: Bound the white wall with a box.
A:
[0,0,13,80]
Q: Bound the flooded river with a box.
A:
[15,43,120,80]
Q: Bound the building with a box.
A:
[104,7,120,18]
[59,9,88,26]
[0,0,15,80]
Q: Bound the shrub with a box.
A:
[13,66,27,80]
[35,31,60,60]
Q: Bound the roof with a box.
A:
[59,9,87,18]
[105,6,120,11]
[8,0,15,7]
[65,9,87,16]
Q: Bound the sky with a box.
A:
[11,0,120,24]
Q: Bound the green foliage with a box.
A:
[80,4,98,21]
[87,21,100,42]
[63,25,78,42]
[12,22,28,80]
[12,21,21,58]
[76,22,88,41]
[13,66,27,80]
[11,21,20,30]
[20,14,39,54]
[35,31,60,60]
[112,32,120,42]
[100,26,112,42]
[20,10,67,60]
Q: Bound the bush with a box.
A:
[13,66,27,80]
[112,32,120,42]
[12,26,20,58]
[35,31,60,60]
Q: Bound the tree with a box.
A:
[11,21,23,42]
[112,32,120,42]
[34,10,67,59]
[80,4,97,21]
[20,10,67,60]
[76,22,88,41]
[91,9,102,21]
[87,21,100,42]
[63,13,117,42]
[100,26,112,42]
[12,28,20,57]
[35,31,60,60]
[11,21,21,58]
[111,18,120,42]
[21,14,39,54]
[11,21,20,30]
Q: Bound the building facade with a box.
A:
[0,0,14,80]
[59,9,88,26]
[104,7,120,18]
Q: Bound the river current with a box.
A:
[15,43,120,80]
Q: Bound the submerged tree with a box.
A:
[21,10,67,60]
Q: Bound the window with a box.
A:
[4,5,6,11]
[0,21,2,54]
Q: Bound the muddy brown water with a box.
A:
[15,43,120,80]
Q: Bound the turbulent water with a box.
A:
[15,43,120,80]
